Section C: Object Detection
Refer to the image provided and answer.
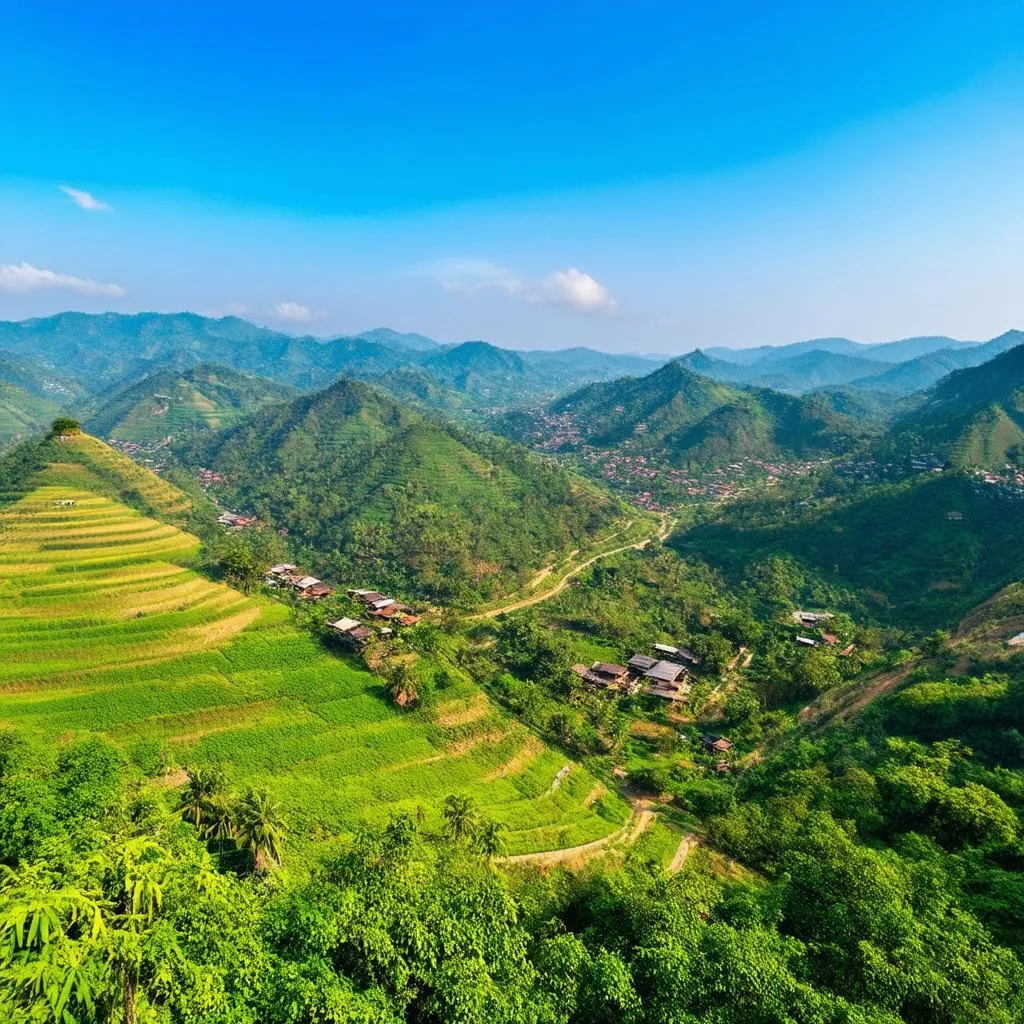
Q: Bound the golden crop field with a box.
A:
[0,447,628,859]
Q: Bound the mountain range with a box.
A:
[498,360,870,469]
[893,343,1024,468]
[176,377,627,603]
[684,330,1024,398]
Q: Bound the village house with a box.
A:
[1008,632,1024,647]
[644,660,690,701]
[628,653,658,673]
[217,510,259,530]
[796,636,817,647]
[572,661,631,691]
[264,564,297,586]
[292,577,334,600]
[653,642,701,666]
[702,735,733,754]
[328,617,362,635]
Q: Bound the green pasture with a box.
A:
[0,460,626,858]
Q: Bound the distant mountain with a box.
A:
[746,351,889,394]
[850,349,975,396]
[702,334,974,366]
[178,378,625,603]
[677,350,749,383]
[0,313,664,410]
[859,335,973,363]
[682,348,896,395]
[505,360,865,467]
[82,364,294,442]
[894,340,1024,467]
[701,337,865,365]
[351,327,440,351]
[520,347,665,387]
[849,330,1024,397]
[0,311,377,390]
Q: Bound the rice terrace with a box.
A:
[0,433,627,859]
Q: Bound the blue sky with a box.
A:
[1,1,1022,352]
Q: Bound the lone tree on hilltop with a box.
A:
[49,416,81,436]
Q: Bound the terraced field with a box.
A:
[0,445,627,858]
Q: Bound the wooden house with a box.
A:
[702,735,733,754]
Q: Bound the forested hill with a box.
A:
[893,339,1024,467]
[83,363,295,442]
[503,360,867,467]
[178,377,627,603]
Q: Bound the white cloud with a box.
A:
[59,185,111,212]
[0,262,127,297]
[418,257,617,315]
[269,301,324,323]
[535,268,616,313]
[415,257,525,297]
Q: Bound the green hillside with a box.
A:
[0,381,62,448]
[0,353,88,449]
[894,341,1024,467]
[179,378,627,603]
[672,472,1024,630]
[83,363,294,442]
[514,360,865,467]
[0,432,626,859]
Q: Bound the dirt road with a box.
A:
[472,515,672,620]
[502,799,656,868]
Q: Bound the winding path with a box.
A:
[472,515,672,620]
[502,799,656,868]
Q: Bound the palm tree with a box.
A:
[233,788,286,874]
[471,818,509,861]
[442,794,478,843]
[177,766,226,830]
[202,793,236,850]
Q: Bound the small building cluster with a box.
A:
[347,589,422,627]
[572,641,698,702]
[327,589,424,648]
[216,510,259,530]
[264,564,335,600]
[791,610,855,656]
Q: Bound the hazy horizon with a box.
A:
[4,307,1016,360]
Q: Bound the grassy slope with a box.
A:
[893,342,1024,467]
[84,364,294,442]
[0,435,627,858]
[0,382,63,448]
[671,473,1024,631]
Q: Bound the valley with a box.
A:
[1,314,1023,1024]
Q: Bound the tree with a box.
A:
[442,794,478,843]
[387,663,419,708]
[233,788,286,874]
[177,766,226,831]
[49,417,80,437]
[472,818,509,861]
